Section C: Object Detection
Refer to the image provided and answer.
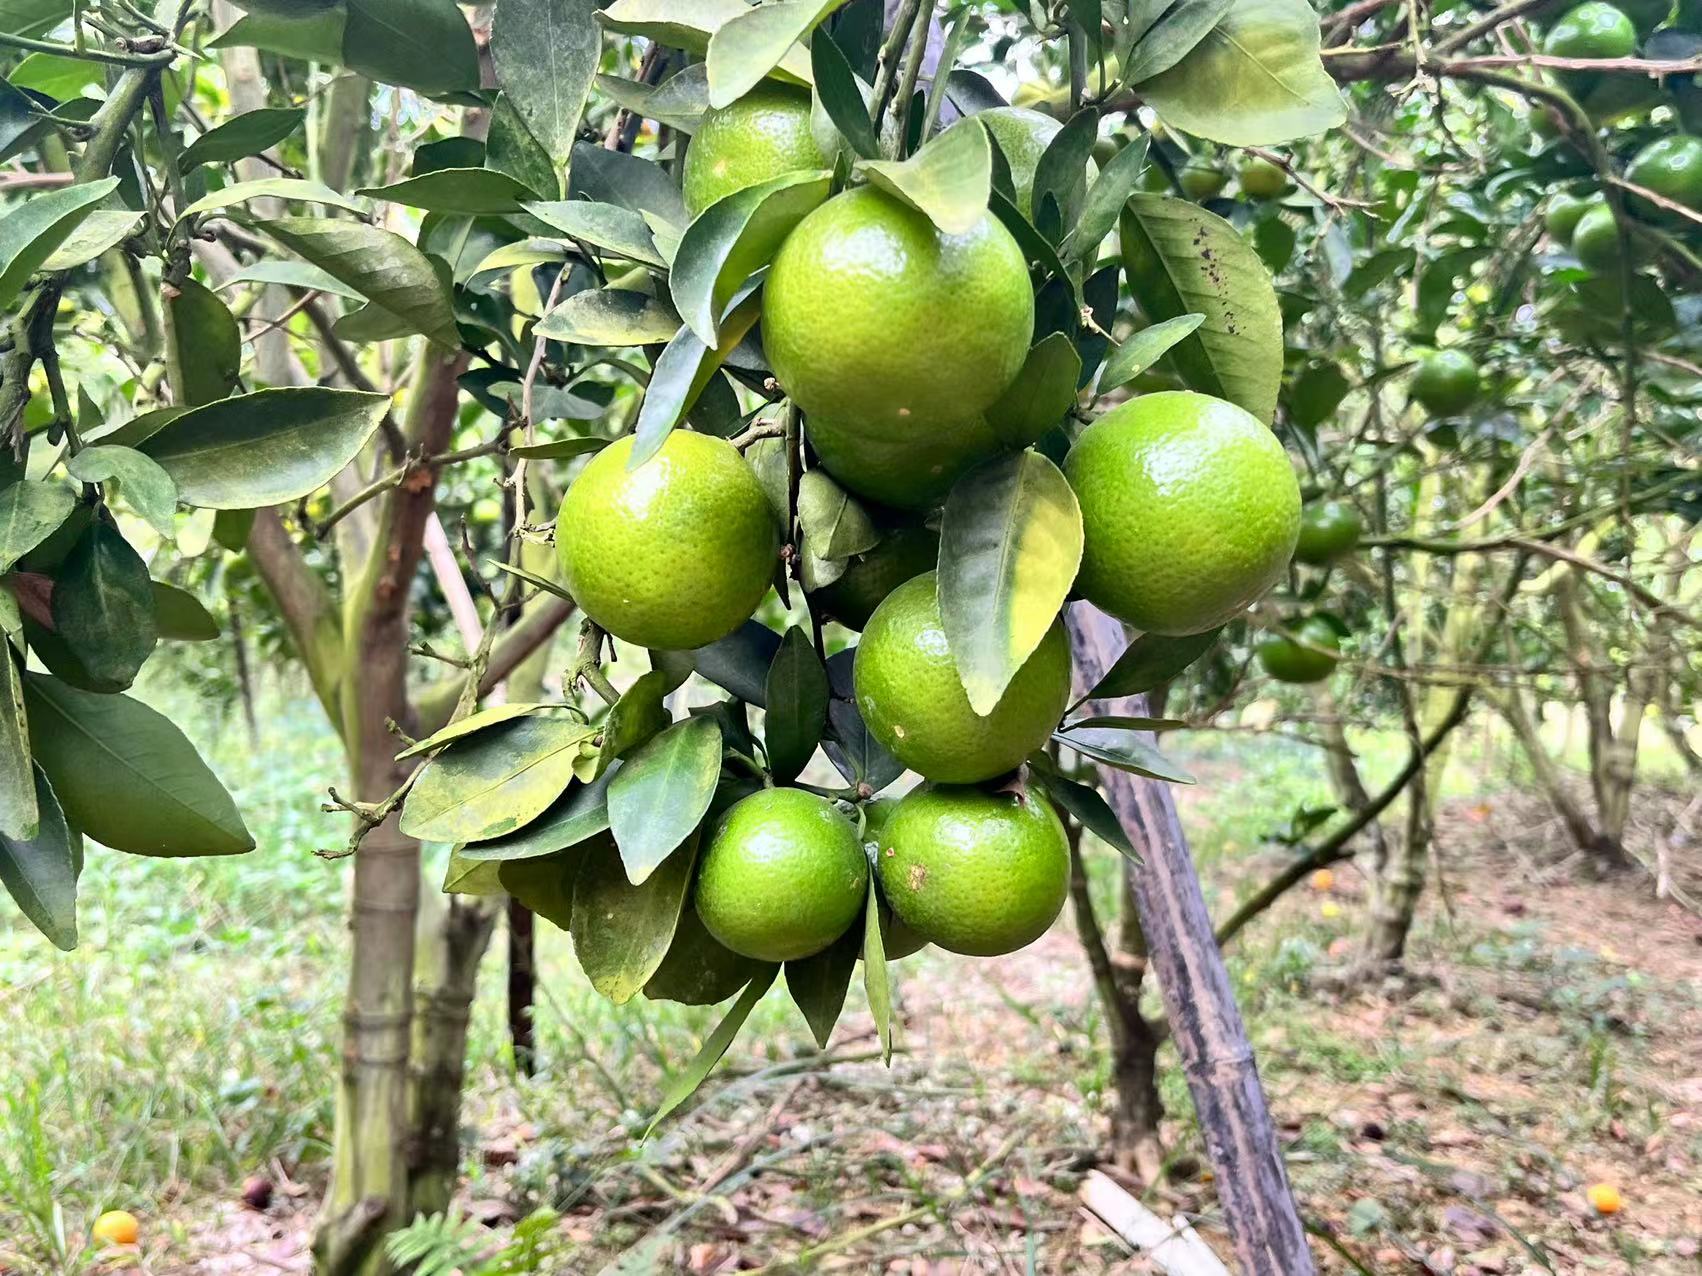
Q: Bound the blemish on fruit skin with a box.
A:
[907,864,927,891]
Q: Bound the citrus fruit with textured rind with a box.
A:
[1180,164,1227,200]
[1571,199,1633,271]
[875,784,1069,956]
[1238,155,1289,198]
[556,432,778,651]
[805,411,1000,512]
[1625,135,1702,222]
[815,524,940,631]
[854,572,1072,783]
[975,106,1090,218]
[1256,617,1341,684]
[694,788,867,962]
[1065,391,1300,636]
[858,796,928,959]
[93,1212,140,1246]
[1294,500,1362,564]
[682,84,828,218]
[1546,190,1593,243]
[1409,349,1481,417]
[643,903,765,1004]
[1542,2,1635,95]
[763,186,1034,430]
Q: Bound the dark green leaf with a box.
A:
[796,469,878,560]
[607,716,723,884]
[467,237,571,288]
[861,878,893,1062]
[179,107,305,171]
[811,28,878,159]
[990,187,1073,287]
[461,764,618,862]
[596,670,673,776]
[1068,133,1149,262]
[822,647,903,792]
[573,832,698,1004]
[212,508,255,552]
[487,94,561,200]
[1085,627,1220,699]
[151,581,221,641]
[0,480,75,573]
[785,921,859,1048]
[525,199,667,268]
[0,176,119,312]
[1054,725,1195,783]
[1288,360,1351,431]
[401,716,596,843]
[0,647,34,841]
[257,216,460,347]
[567,142,688,227]
[644,962,779,1134]
[1030,108,1098,242]
[597,64,712,133]
[498,849,583,929]
[1123,0,1232,83]
[1120,194,1283,423]
[858,115,990,235]
[50,521,157,692]
[629,293,762,466]
[706,0,845,108]
[218,258,365,301]
[209,6,346,62]
[508,437,608,461]
[492,0,600,168]
[359,168,535,215]
[65,446,177,538]
[24,672,253,856]
[1098,313,1205,393]
[177,178,368,221]
[985,332,1081,447]
[535,286,682,345]
[40,210,142,271]
[764,625,829,782]
[139,387,391,510]
[0,766,79,949]
[687,620,782,706]
[1029,762,1137,860]
[938,451,1082,715]
[342,0,480,94]
[166,279,242,407]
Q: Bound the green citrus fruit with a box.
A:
[804,411,1000,512]
[1542,3,1636,95]
[1238,155,1289,199]
[1293,500,1362,565]
[1256,617,1341,684]
[1064,391,1300,636]
[763,185,1034,430]
[1545,190,1593,243]
[1180,163,1228,200]
[858,796,928,959]
[875,784,1069,956]
[1571,199,1632,270]
[854,572,1072,783]
[814,524,940,631]
[972,106,1095,219]
[681,84,828,218]
[643,903,765,1004]
[1409,349,1481,417]
[556,431,778,651]
[1625,135,1702,222]
[694,788,867,962]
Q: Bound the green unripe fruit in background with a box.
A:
[1256,618,1342,684]
[813,524,940,631]
[1409,349,1481,417]
[694,788,867,963]
[1542,3,1636,97]
[681,84,827,218]
[875,785,1069,957]
[1180,164,1228,200]
[1624,135,1702,222]
[1293,500,1363,565]
[1238,155,1290,198]
[1545,190,1593,243]
[1571,199,1634,271]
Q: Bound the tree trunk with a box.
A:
[1497,684,1612,858]
[1067,603,1316,1275]
[507,899,538,1077]
[1314,684,1387,866]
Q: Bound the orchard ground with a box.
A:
[2,675,1697,1275]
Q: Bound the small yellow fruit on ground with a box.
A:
[681,84,827,218]
[1586,1183,1623,1215]
[854,572,1072,784]
[1310,868,1335,892]
[1319,900,1342,919]
[93,1211,140,1245]
[555,432,778,651]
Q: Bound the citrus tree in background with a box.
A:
[2,0,1697,1272]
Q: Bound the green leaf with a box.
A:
[177,177,369,222]
[493,0,601,168]
[165,279,243,407]
[857,116,990,236]
[861,878,893,1063]
[601,0,812,85]
[401,716,596,843]
[822,648,904,792]
[597,64,710,133]
[1030,108,1098,241]
[50,521,157,693]
[1085,627,1221,699]
[64,446,178,538]
[1288,360,1351,431]
[938,451,1083,716]
[0,176,119,313]
[572,832,698,1004]
[151,581,221,641]
[810,28,878,160]
[257,216,460,347]
[764,625,828,783]
[1136,0,1346,146]
[607,716,722,884]
[535,287,682,345]
[467,238,571,288]
[0,480,75,573]
[1122,0,1232,84]
[707,0,846,108]
[0,0,73,41]
[670,170,831,346]
[212,508,255,552]
[508,437,609,461]
[1119,195,1283,423]
[138,387,391,510]
[218,258,365,301]
[1098,313,1206,394]
[443,849,506,895]
[0,648,34,841]
[1067,133,1149,262]
[596,670,673,776]
[488,94,561,200]
[210,7,346,62]
[568,142,688,228]
[342,0,480,94]
[498,851,581,929]
[40,210,142,271]
[785,921,859,1048]
[488,559,575,602]
[990,187,1073,288]
[179,107,305,172]
[796,469,878,560]
[644,962,779,1134]
[0,767,79,949]
[7,51,97,101]
[1029,761,1137,860]
[985,332,1081,448]
[358,168,535,215]
[24,672,253,856]
[1054,725,1195,783]
[397,702,568,761]
[461,765,616,862]
[629,294,762,466]
[524,199,667,268]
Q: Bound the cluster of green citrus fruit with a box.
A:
[551,85,1310,967]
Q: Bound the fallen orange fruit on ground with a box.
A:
[1311,868,1335,892]
[92,1210,140,1245]
[1586,1184,1622,1215]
